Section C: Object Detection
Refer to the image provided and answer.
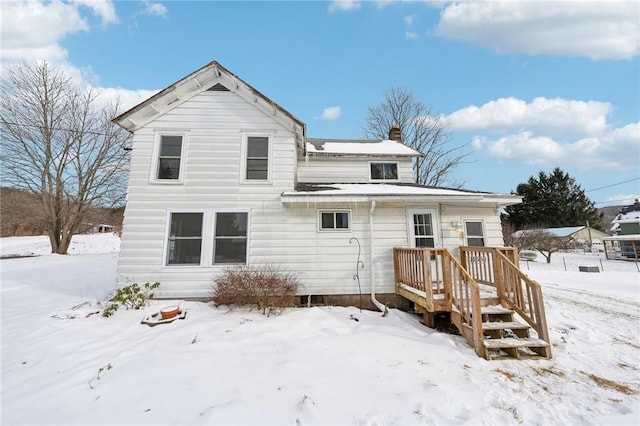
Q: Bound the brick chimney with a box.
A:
[389,125,402,143]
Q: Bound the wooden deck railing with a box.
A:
[460,246,551,356]
[394,247,485,357]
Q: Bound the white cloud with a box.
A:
[404,14,416,26]
[328,1,361,13]
[320,106,342,120]
[483,122,639,170]
[71,0,118,25]
[1,1,155,113]
[446,97,612,137]
[435,1,640,60]
[142,1,167,18]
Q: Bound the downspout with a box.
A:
[369,200,389,316]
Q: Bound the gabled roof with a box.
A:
[281,183,522,206]
[306,138,423,157]
[112,61,306,149]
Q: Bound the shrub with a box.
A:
[102,282,160,317]
[212,265,298,315]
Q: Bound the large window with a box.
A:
[370,162,398,181]
[465,220,485,247]
[320,211,350,231]
[214,212,248,264]
[166,212,203,265]
[157,135,183,180]
[246,136,269,180]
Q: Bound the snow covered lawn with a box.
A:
[1,235,639,425]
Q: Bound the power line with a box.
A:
[586,177,640,192]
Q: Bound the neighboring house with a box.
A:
[604,199,640,259]
[112,61,521,302]
[512,226,609,252]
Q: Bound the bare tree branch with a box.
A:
[362,86,471,187]
[0,62,130,254]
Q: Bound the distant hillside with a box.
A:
[1,187,123,237]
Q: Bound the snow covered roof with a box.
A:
[612,210,640,224]
[512,227,585,238]
[306,138,422,157]
[281,183,522,206]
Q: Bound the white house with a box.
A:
[113,61,521,306]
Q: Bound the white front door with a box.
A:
[406,208,440,248]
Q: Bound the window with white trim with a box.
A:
[157,135,183,180]
[413,213,435,248]
[166,212,203,265]
[370,162,398,181]
[245,136,269,181]
[465,220,485,247]
[319,211,350,231]
[213,212,249,264]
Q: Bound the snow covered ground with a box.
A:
[1,235,639,425]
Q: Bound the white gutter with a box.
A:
[369,200,389,316]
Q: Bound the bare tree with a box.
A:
[511,228,577,263]
[0,62,130,254]
[362,86,470,187]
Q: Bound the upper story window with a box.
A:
[370,162,398,181]
[157,135,183,180]
[465,220,485,247]
[319,211,350,231]
[245,136,269,181]
[166,212,203,265]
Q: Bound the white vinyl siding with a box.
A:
[298,157,413,184]
[117,83,508,298]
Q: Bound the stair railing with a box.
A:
[460,246,551,356]
[394,247,484,357]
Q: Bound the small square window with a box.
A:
[320,211,350,231]
[157,135,183,180]
[370,162,398,180]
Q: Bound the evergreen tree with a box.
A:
[504,167,603,231]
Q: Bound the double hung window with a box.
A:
[213,212,248,264]
[245,136,269,181]
[157,135,183,180]
[465,220,485,247]
[166,212,203,265]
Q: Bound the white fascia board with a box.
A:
[281,193,521,207]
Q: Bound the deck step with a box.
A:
[480,305,514,315]
[481,321,531,331]
[483,337,549,349]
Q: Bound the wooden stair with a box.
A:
[477,305,550,360]
[393,247,552,361]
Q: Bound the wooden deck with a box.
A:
[393,246,551,360]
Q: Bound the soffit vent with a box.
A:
[207,83,230,92]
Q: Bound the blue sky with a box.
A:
[2,0,639,207]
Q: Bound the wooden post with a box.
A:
[493,250,506,304]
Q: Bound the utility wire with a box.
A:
[586,177,640,192]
